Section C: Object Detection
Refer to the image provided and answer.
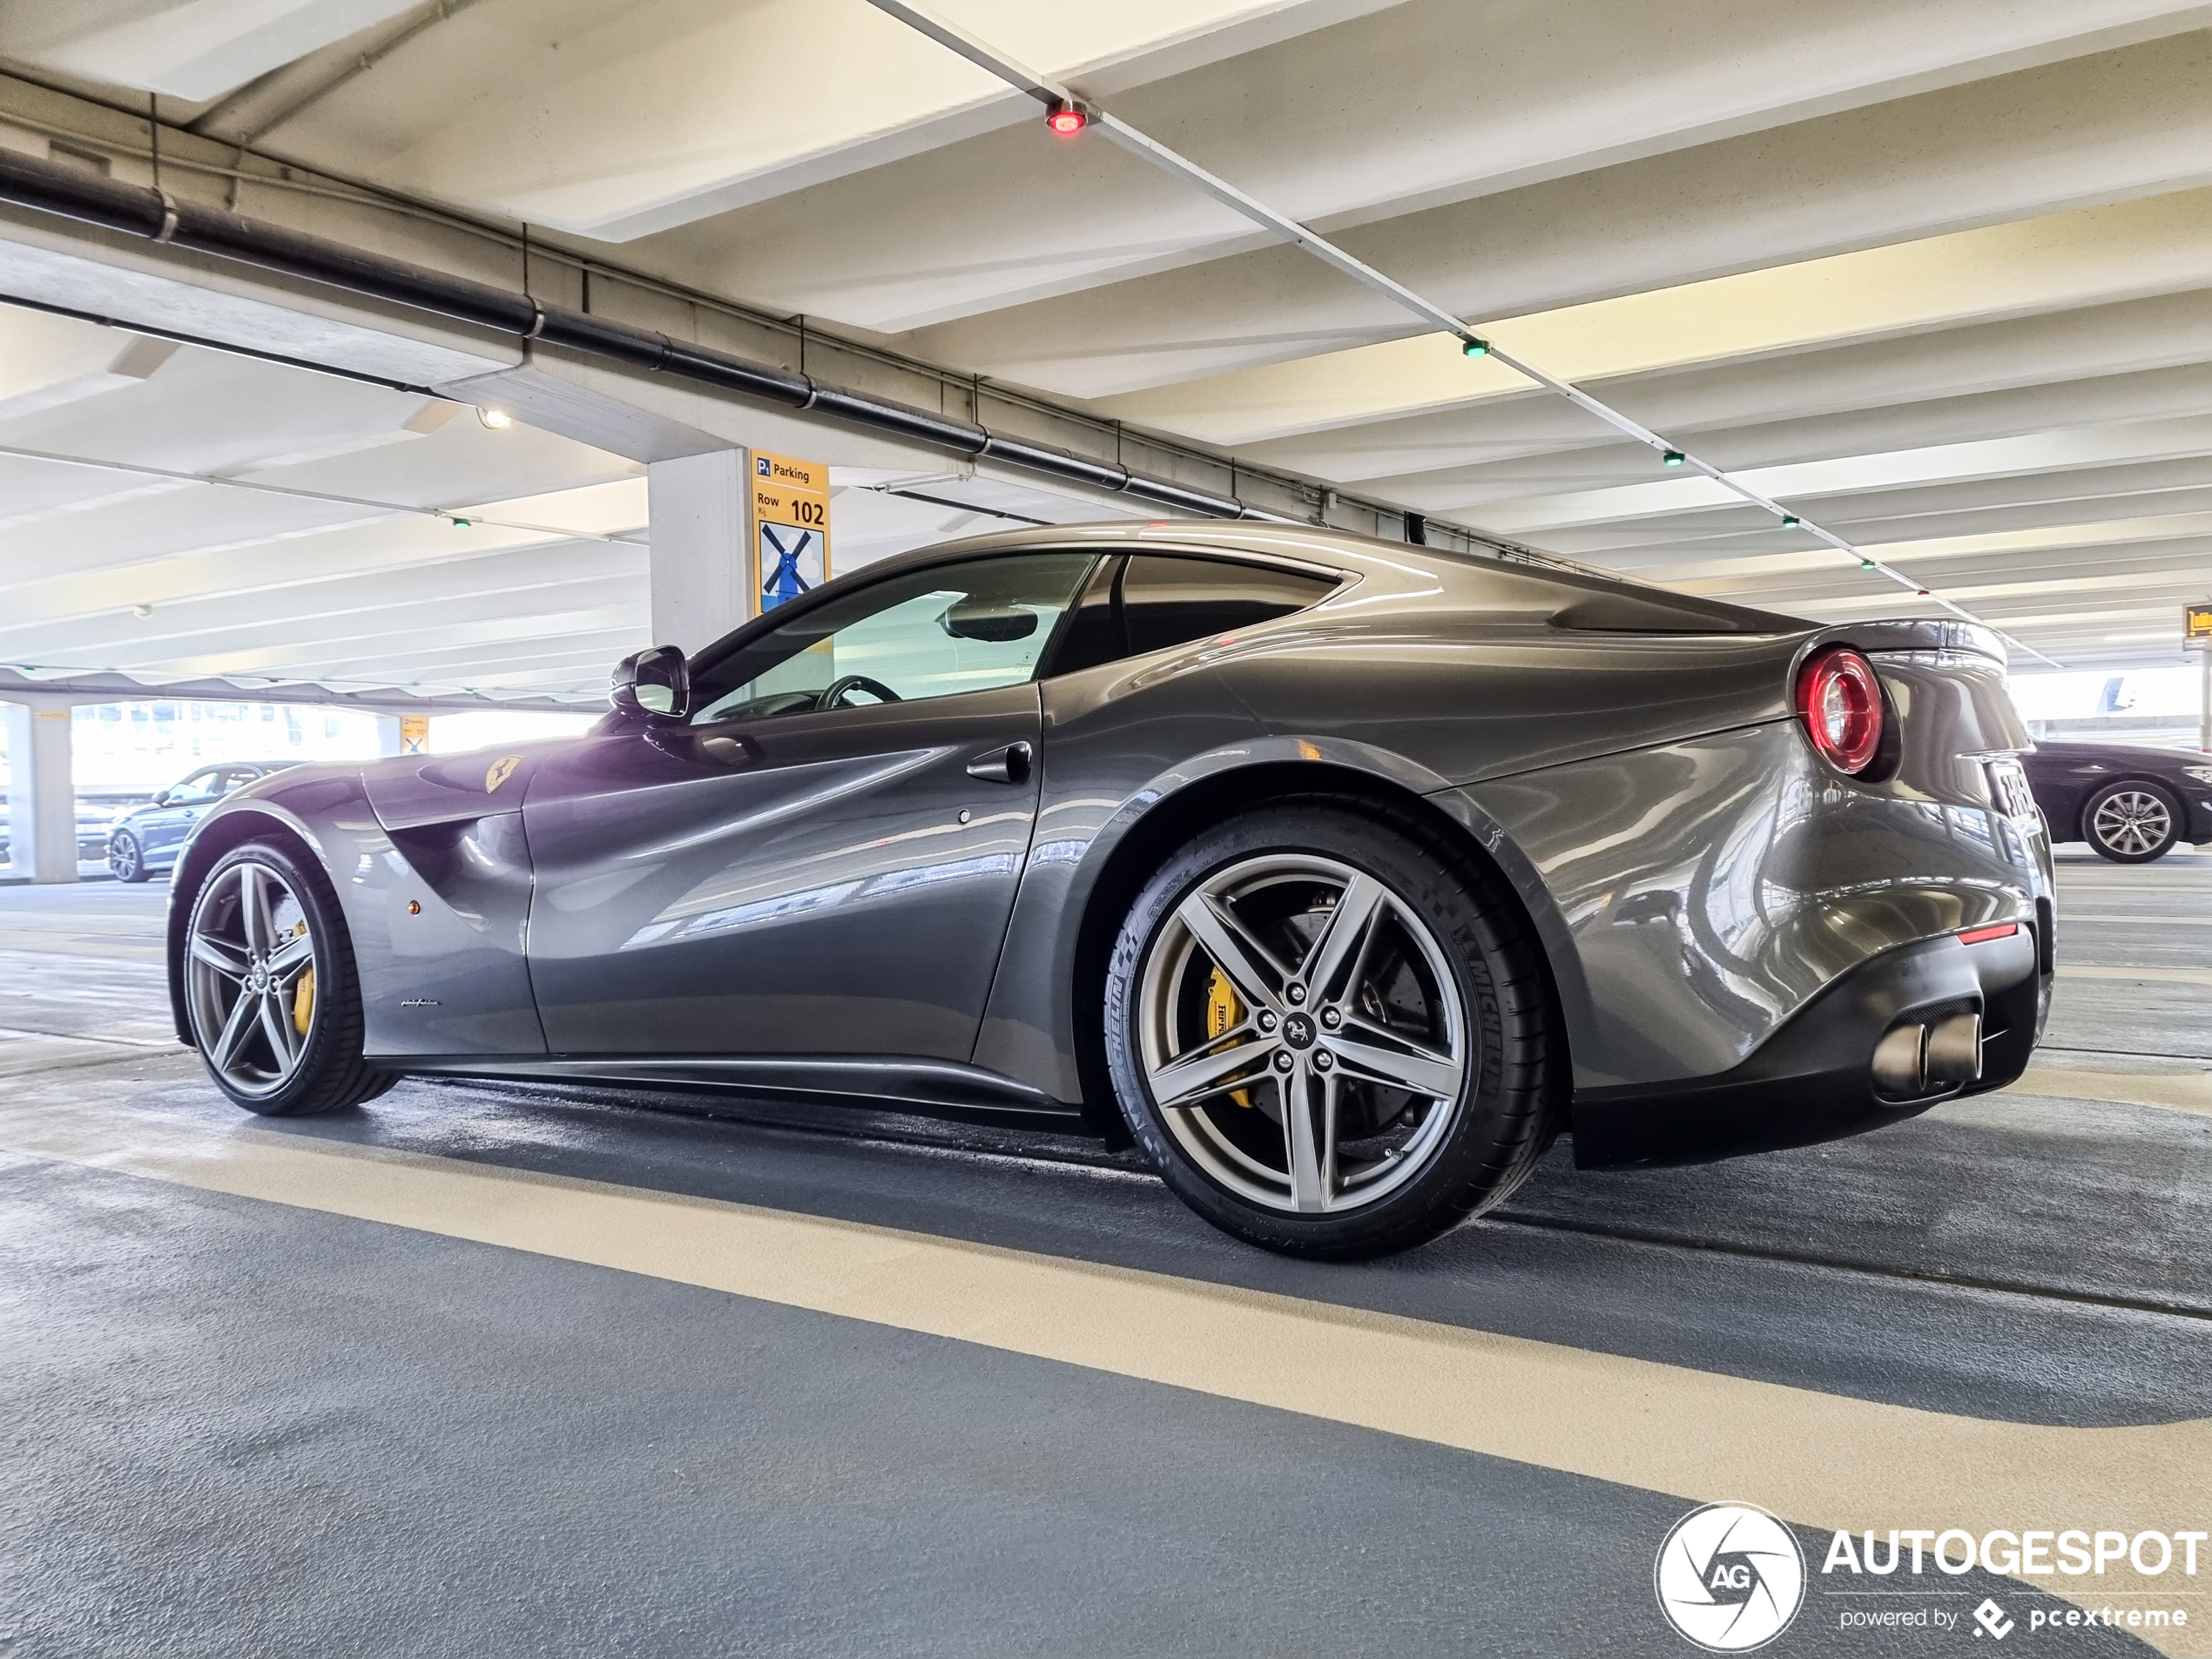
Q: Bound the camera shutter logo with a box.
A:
[1654,1501,1806,1651]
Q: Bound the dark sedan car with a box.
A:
[110,763,293,882]
[159,523,2053,1258]
[2020,739,2212,863]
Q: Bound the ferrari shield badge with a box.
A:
[483,755,522,792]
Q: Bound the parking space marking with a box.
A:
[0,1094,2204,1653]
[2007,1067,2212,1121]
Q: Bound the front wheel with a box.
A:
[109,832,149,883]
[1103,799,1562,1259]
[2084,781,2182,863]
[182,840,384,1115]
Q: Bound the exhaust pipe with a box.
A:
[1871,1011,1982,1097]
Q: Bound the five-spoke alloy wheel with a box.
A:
[185,840,385,1115]
[2084,780,2181,863]
[1106,799,1561,1258]
[1136,852,1467,1217]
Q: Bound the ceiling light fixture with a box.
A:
[451,516,473,529]
[1460,337,1491,358]
[476,408,514,429]
[1046,103,1086,136]
[131,603,152,617]
[1781,516,1800,528]
[1661,450,1686,468]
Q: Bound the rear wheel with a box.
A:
[2084,781,2181,863]
[109,832,148,883]
[183,840,384,1116]
[1104,799,1561,1259]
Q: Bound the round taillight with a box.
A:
[1796,647,1885,775]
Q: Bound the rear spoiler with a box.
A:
[1804,618,2007,663]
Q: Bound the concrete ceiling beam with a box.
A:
[912,34,2212,398]
[621,0,2212,332]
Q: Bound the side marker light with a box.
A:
[1957,921,2020,945]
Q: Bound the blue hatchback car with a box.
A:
[108,763,293,882]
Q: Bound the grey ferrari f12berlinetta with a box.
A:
[166,522,2053,1258]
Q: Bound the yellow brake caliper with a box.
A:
[1206,968,1253,1108]
[290,921,315,1035]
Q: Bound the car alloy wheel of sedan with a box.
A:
[185,858,322,1101]
[2087,785,2176,861]
[1136,851,1468,1217]
[109,831,145,883]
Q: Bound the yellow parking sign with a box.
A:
[2188,602,2212,648]
[752,452,830,613]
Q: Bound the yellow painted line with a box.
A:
[1,1096,2207,1653]
[2060,964,2212,988]
[2007,1068,2212,1121]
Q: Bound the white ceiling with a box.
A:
[0,305,1076,698]
[1,0,2209,691]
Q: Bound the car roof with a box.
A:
[832,517,1804,630]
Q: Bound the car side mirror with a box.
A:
[941,601,1038,643]
[611,644,690,723]
[152,789,172,806]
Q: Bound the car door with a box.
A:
[521,548,1100,1062]
[141,767,221,863]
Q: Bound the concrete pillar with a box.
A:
[2,698,78,883]
[647,448,752,657]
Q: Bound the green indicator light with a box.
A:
[1781,515,1800,528]
[1859,559,1877,570]
[1461,337,1491,358]
[451,516,472,529]
[1661,449,1685,468]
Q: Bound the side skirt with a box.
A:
[380,1051,1091,1135]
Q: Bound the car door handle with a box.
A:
[644,726,759,768]
[965,741,1033,785]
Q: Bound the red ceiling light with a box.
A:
[1047,103,1087,136]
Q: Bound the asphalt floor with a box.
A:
[1,846,2207,1657]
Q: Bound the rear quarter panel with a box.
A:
[1459,644,2047,1088]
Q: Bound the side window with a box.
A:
[1122,555,1337,656]
[217,768,259,796]
[1042,553,1338,677]
[686,551,1099,725]
[168,769,221,805]
[1043,556,1126,678]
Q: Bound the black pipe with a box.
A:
[0,147,1269,521]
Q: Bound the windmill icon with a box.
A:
[759,522,821,610]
